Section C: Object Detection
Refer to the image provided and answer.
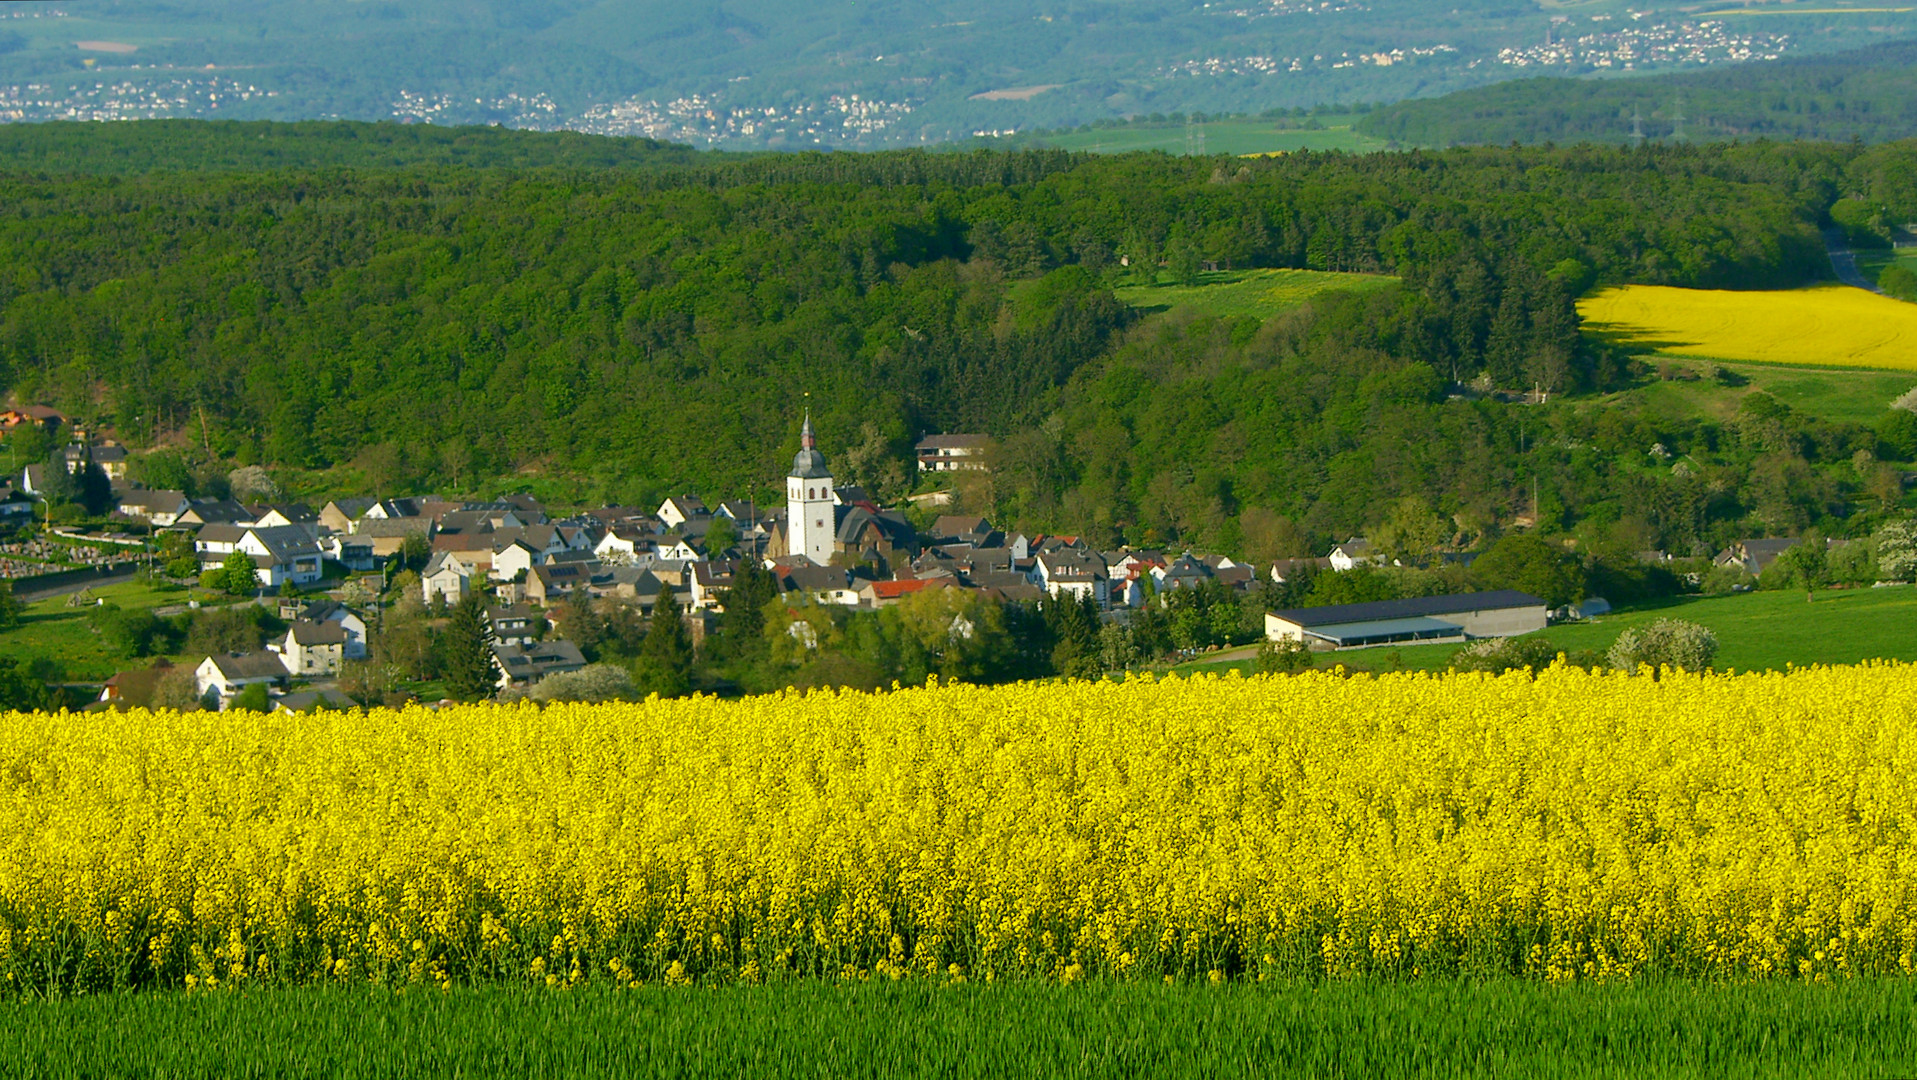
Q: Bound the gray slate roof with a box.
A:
[1269,590,1546,629]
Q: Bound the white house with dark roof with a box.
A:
[1033,551,1110,607]
[422,551,473,606]
[1328,538,1378,572]
[272,620,347,677]
[657,496,709,530]
[194,523,324,587]
[117,488,190,527]
[915,433,991,472]
[301,600,369,659]
[193,651,290,707]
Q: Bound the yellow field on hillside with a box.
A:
[1579,284,1917,370]
[9,666,1917,992]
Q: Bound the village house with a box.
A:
[194,523,325,587]
[1328,538,1378,572]
[1713,537,1845,578]
[116,488,189,527]
[421,551,473,606]
[62,442,127,480]
[489,604,538,647]
[490,537,545,582]
[492,640,588,692]
[656,496,708,530]
[526,561,593,605]
[690,559,737,609]
[1033,550,1110,607]
[248,503,318,529]
[300,600,369,659]
[273,688,360,712]
[915,433,992,473]
[322,534,377,572]
[594,526,653,563]
[175,498,252,529]
[354,517,431,560]
[318,497,379,534]
[775,562,863,606]
[271,620,347,677]
[858,577,950,607]
[193,651,290,707]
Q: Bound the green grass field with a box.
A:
[2,979,1910,1079]
[0,579,215,682]
[1115,267,1398,321]
[1859,247,1917,289]
[1598,358,1917,426]
[1039,117,1388,156]
[1183,585,1917,677]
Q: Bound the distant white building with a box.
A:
[915,434,991,473]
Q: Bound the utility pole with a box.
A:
[1671,93,1687,142]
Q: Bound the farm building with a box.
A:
[1264,590,1547,650]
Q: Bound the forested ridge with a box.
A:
[2,124,1914,555]
[1359,40,1917,149]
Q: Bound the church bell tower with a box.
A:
[787,413,834,566]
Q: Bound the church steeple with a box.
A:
[787,410,834,564]
[790,410,831,480]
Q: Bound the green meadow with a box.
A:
[1183,584,1917,677]
[1,979,1910,1080]
[1114,267,1399,321]
[1037,117,1388,156]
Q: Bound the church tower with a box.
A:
[787,413,835,566]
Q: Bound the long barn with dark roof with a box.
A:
[1264,590,1547,650]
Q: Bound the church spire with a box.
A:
[789,409,830,480]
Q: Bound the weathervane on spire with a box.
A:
[801,392,816,450]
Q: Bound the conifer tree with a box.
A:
[635,591,693,698]
[442,588,497,700]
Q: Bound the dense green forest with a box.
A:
[2,124,1915,558]
[0,121,704,173]
[1358,40,1917,149]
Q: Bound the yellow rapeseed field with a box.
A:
[1579,284,1917,370]
[4,666,1917,993]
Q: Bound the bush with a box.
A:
[529,663,636,704]
[1880,263,1917,303]
[1700,564,1754,595]
[1256,637,1315,674]
[1449,635,1562,675]
[1877,518,1917,582]
[1607,619,1718,673]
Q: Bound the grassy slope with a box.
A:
[1113,268,1398,320]
[0,579,220,682]
[1037,117,1387,156]
[1598,359,1916,427]
[1184,585,1917,676]
[3,980,1910,1079]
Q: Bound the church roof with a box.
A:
[790,414,831,480]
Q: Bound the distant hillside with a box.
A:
[0,120,703,173]
[3,0,1913,149]
[1358,40,1917,148]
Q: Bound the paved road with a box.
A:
[1823,227,1883,293]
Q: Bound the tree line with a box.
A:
[0,127,1907,554]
